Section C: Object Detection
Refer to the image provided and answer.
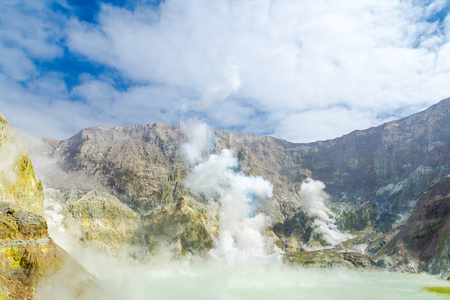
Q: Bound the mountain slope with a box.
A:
[42,97,450,277]
[292,98,449,229]
[367,175,450,279]
[49,98,449,219]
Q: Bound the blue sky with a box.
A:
[0,0,449,142]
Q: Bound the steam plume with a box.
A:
[181,119,215,166]
[299,178,351,246]
[182,120,274,261]
[0,141,21,183]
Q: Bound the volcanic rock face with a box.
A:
[67,190,140,252]
[367,175,450,279]
[48,123,187,213]
[136,197,215,255]
[0,114,101,300]
[42,98,449,277]
[0,116,44,216]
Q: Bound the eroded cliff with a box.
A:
[0,114,102,300]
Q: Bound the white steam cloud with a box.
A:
[43,189,82,253]
[0,142,21,183]
[0,124,24,185]
[182,120,275,262]
[299,178,351,246]
[181,119,215,167]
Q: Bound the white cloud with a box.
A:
[0,1,64,59]
[0,47,37,81]
[64,0,450,141]
[437,43,450,72]
[424,0,448,19]
[0,0,449,142]
[274,107,376,142]
[199,64,241,108]
[0,1,65,82]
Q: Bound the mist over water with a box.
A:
[97,265,449,300]
[39,243,450,300]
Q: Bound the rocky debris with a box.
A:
[273,210,329,252]
[337,203,378,233]
[284,249,375,269]
[367,175,450,279]
[68,190,140,253]
[135,197,216,256]
[0,202,48,241]
[44,186,217,257]
[0,201,103,300]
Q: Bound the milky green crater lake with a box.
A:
[67,254,450,300]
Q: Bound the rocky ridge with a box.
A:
[41,98,449,278]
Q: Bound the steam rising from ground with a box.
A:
[14,130,105,192]
[0,141,21,183]
[181,119,215,166]
[182,119,275,261]
[299,178,352,246]
[0,126,26,184]
[43,191,82,252]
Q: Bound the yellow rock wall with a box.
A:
[0,113,94,299]
[0,115,44,216]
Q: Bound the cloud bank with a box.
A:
[0,0,449,142]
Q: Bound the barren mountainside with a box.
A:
[43,97,450,278]
[49,99,449,217]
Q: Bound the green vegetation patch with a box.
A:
[423,286,450,296]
